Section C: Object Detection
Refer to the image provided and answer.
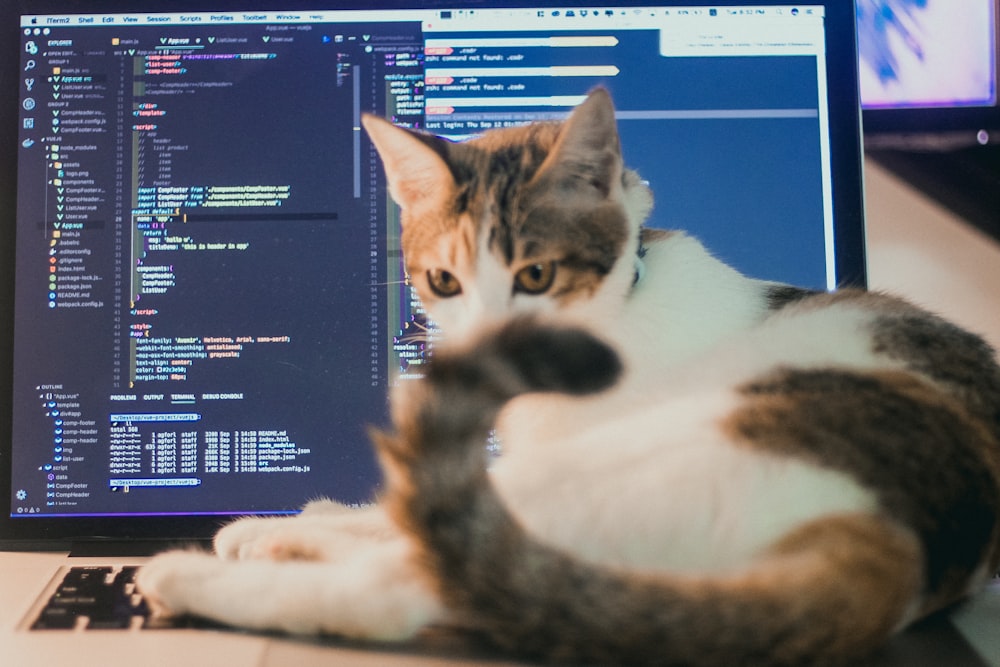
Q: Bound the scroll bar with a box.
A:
[353,65,361,199]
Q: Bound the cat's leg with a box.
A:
[136,537,444,640]
[214,501,393,562]
[298,497,359,515]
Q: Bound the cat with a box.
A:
[137,88,1000,665]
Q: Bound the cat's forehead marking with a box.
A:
[456,134,554,201]
[445,127,560,266]
[452,212,478,268]
[405,211,477,274]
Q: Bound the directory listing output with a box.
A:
[11,7,835,520]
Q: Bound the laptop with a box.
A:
[7,1,983,665]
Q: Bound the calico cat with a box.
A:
[137,89,1000,665]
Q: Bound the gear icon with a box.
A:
[16,489,27,501]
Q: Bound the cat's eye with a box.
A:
[513,262,556,295]
[426,268,462,298]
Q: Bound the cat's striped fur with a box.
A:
[138,89,1000,665]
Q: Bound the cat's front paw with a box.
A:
[136,550,222,619]
[300,497,352,516]
[212,501,346,560]
[214,516,327,562]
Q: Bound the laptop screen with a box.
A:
[1,1,864,542]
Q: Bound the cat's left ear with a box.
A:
[534,88,623,199]
[362,114,455,212]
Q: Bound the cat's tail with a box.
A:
[373,319,921,666]
[375,317,621,518]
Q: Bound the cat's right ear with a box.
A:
[362,115,455,212]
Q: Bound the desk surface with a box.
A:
[3,160,1000,666]
[865,158,1000,352]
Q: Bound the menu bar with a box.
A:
[21,6,823,29]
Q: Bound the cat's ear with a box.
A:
[362,114,455,211]
[535,88,623,198]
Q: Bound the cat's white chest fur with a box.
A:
[494,381,877,574]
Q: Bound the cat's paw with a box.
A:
[300,497,353,516]
[136,550,222,619]
[214,516,322,562]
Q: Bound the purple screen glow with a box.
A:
[858,0,997,109]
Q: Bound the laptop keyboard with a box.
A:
[30,566,219,631]
[27,567,1000,634]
